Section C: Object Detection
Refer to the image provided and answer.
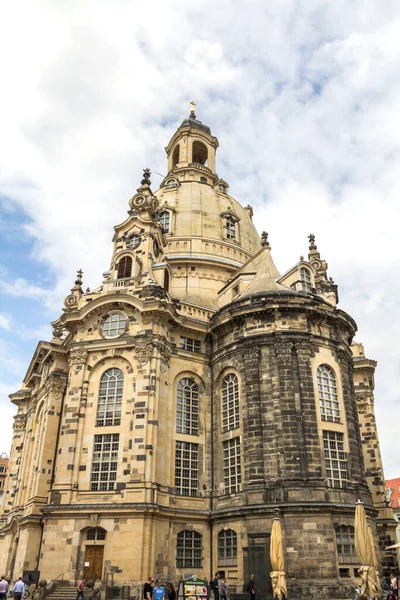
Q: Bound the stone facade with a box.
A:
[0,112,397,596]
[0,454,8,500]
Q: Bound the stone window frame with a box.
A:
[180,336,201,353]
[317,364,341,423]
[87,527,106,541]
[223,437,242,495]
[159,210,171,233]
[220,210,241,244]
[100,311,128,339]
[323,430,348,488]
[334,524,358,565]
[126,233,142,250]
[96,368,124,427]
[117,255,133,279]
[176,530,203,568]
[217,529,238,566]
[300,267,313,293]
[221,373,240,432]
[90,433,119,491]
[176,377,199,436]
[174,440,199,497]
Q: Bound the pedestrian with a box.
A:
[248,574,255,600]
[152,580,165,600]
[211,573,219,600]
[166,582,176,600]
[75,578,86,600]
[13,578,24,600]
[391,574,398,600]
[0,577,9,600]
[144,577,154,600]
[220,579,227,600]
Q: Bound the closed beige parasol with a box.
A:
[355,501,380,598]
[368,524,381,595]
[270,517,287,599]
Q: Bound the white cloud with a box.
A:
[0,0,399,478]
[0,313,12,331]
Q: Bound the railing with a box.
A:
[34,574,64,600]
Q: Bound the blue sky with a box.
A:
[0,0,399,478]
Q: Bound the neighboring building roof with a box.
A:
[386,478,400,509]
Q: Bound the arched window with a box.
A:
[200,176,207,183]
[117,256,132,279]
[225,216,236,240]
[335,525,357,564]
[222,373,239,431]
[0,465,5,473]
[219,184,227,193]
[159,211,170,233]
[176,378,199,435]
[87,527,106,541]
[300,267,312,293]
[218,529,238,566]
[127,234,141,250]
[0,480,3,488]
[192,141,208,165]
[176,530,202,568]
[164,269,170,292]
[96,368,123,426]
[172,145,180,167]
[317,365,340,422]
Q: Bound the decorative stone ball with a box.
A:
[86,580,95,589]
[39,581,47,588]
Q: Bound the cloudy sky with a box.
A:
[0,0,399,478]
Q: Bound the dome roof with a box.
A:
[177,116,212,135]
[156,182,260,257]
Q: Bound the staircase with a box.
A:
[46,585,77,600]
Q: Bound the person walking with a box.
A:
[13,578,25,600]
[211,573,219,600]
[166,582,176,600]
[248,574,256,600]
[0,577,9,600]
[144,577,154,600]
[220,578,227,600]
[75,579,86,600]
[152,580,165,600]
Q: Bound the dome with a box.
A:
[151,115,262,308]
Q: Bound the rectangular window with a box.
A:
[223,437,241,494]
[226,216,236,240]
[323,431,348,488]
[180,336,201,353]
[336,525,358,564]
[91,434,119,491]
[175,441,198,496]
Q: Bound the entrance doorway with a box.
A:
[243,536,272,600]
[84,546,104,581]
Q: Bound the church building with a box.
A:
[0,108,397,598]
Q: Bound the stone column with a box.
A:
[241,346,265,487]
[51,348,88,500]
[275,341,303,481]
[294,342,324,482]
[337,350,366,486]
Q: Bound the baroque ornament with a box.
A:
[295,342,312,362]
[134,343,153,366]
[68,349,88,366]
[275,341,294,364]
